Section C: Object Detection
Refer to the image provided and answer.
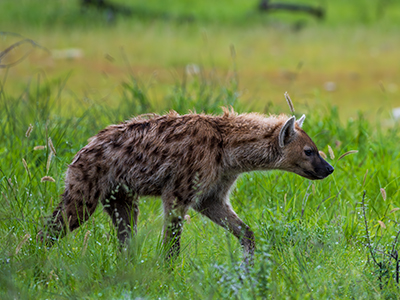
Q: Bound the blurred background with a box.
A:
[1,0,399,120]
[1,4,400,297]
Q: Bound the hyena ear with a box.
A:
[279,116,296,148]
[296,114,306,128]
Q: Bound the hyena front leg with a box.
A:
[161,195,188,260]
[38,189,99,246]
[102,185,139,246]
[194,197,255,265]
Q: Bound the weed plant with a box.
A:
[1,71,400,299]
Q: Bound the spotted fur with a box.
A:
[38,109,333,263]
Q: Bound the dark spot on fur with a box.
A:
[80,169,89,182]
[96,165,103,174]
[157,122,168,134]
[162,120,175,132]
[128,122,150,132]
[135,153,142,162]
[86,148,96,154]
[125,144,134,155]
[248,138,258,143]
[216,152,222,164]
[112,138,123,148]
[263,132,273,139]
[210,136,219,147]
[152,147,159,156]
[94,190,101,200]
[89,181,93,192]
[168,132,185,142]
[175,174,184,185]
[188,167,197,178]
[95,149,103,159]
[116,165,124,178]
[164,173,172,183]
[144,142,151,151]
[231,139,251,148]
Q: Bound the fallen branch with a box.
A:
[258,0,325,19]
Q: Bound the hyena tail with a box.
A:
[37,190,99,246]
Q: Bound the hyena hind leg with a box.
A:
[38,190,99,246]
[102,186,139,246]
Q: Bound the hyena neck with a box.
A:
[220,113,285,174]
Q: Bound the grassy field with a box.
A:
[1,1,400,299]
[1,0,400,119]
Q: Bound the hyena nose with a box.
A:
[326,165,334,174]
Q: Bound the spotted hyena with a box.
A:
[38,108,334,264]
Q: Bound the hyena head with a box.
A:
[277,115,334,180]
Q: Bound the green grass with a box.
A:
[1,1,400,120]
[2,0,400,28]
[1,71,400,299]
[2,1,400,298]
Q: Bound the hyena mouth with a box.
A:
[303,170,326,180]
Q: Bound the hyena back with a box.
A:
[38,109,334,263]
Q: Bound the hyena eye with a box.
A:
[304,149,313,156]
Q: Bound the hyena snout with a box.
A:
[313,158,334,179]
[325,163,334,175]
[297,155,334,180]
